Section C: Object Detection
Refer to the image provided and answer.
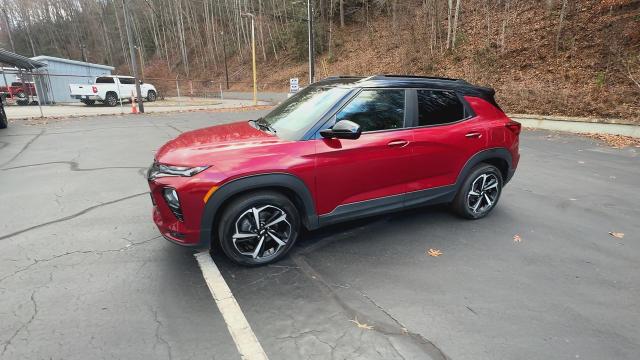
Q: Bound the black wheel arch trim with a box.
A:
[455,147,514,188]
[198,173,318,249]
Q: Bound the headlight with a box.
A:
[148,163,209,180]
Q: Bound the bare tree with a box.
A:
[451,0,461,49]
[555,0,568,52]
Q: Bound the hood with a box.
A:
[155,120,285,166]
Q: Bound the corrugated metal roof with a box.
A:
[0,48,46,69]
[30,55,114,70]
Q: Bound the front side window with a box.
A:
[417,90,465,126]
[336,89,405,132]
[118,77,135,85]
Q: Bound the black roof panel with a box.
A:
[315,74,497,105]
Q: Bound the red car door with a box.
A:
[313,89,414,221]
[407,89,488,194]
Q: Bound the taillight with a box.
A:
[506,120,521,135]
[91,86,98,94]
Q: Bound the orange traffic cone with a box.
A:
[130,91,137,114]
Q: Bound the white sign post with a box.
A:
[289,78,299,94]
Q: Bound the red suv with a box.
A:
[148,75,520,265]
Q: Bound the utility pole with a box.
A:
[307,0,315,85]
[241,13,257,105]
[136,46,145,81]
[80,44,87,62]
[221,31,229,89]
[122,0,144,113]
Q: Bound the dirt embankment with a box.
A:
[146,0,640,123]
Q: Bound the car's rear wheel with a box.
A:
[15,91,29,106]
[218,191,300,266]
[104,92,118,107]
[452,163,503,219]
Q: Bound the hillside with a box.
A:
[1,0,638,121]
[158,0,639,122]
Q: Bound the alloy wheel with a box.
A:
[466,173,500,215]
[232,205,291,260]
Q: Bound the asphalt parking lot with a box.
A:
[1,110,639,360]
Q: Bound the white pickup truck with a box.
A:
[69,75,157,106]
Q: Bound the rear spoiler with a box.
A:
[467,85,503,112]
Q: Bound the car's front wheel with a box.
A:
[218,191,300,266]
[452,163,503,219]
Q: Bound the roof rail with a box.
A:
[371,74,462,82]
[321,75,366,81]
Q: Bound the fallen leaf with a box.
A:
[609,232,624,239]
[581,133,640,149]
[349,317,374,330]
[427,248,442,257]
[513,234,522,243]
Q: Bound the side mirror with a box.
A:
[138,80,144,84]
[320,120,362,140]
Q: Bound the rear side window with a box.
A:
[336,89,405,132]
[96,77,115,84]
[417,90,465,126]
[118,77,135,85]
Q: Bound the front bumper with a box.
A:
[147,165,226,248]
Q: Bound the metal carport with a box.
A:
[0,48,47,117]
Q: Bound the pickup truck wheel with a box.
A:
[218,191,300,266]
[15,91,29,106]
[104,92,118,107]
[81,99,96,106]
[147,90,157,102]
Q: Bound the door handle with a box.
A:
[388,139,409,147]
[465,132,482,138]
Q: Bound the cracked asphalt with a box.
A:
[1,111,639,360]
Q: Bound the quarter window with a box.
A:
[336,89,405,132]
[417,90,465,126]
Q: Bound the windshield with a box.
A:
[260,86,351,140]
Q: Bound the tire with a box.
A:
[147,90,157,102]
[0,105,7,129]
[15,91,29,106]
[218,191,300,266]
[81,99,96,106]
[104,92,118,107]
[452,163,503,219]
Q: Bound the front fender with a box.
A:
[199,173,318,249]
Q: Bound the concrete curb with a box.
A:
[510,115,640,138]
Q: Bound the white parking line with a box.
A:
[194,251,269,360]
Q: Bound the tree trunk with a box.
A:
[555,0,568,52]
[446,0,453,49]
[451,0,461,49]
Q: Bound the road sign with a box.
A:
[289,78,299,93]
